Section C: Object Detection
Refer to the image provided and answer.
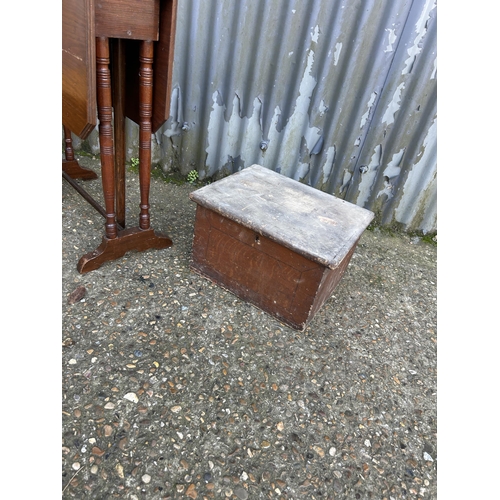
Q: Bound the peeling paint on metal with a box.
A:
[333,42,342,66]
[310,135,324,155]
[205,91,226,176]
[163,86,183,138]
[321,146,336,185]
[294,163,310,181]
[377,178,395,200]
[382,82,405,126]
[394,118,436,225]
[319,100,329,116]
[311,25,320,43]
[357,145,382,207]
[384,148,405,179]
[431,57,437,79]
[205,92,265,176]
[360,92,378,129]
[377,148,405,200]
[384,28,397,53]
[402,0,436,75]
[340,168,352,193]
[273,48,319,177]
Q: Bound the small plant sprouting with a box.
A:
[130,157,140,171]
[187,170,199,184]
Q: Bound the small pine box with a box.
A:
[189,165,374,331]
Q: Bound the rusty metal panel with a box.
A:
[132,0,437,233]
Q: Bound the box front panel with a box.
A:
[206,226,299,311]
[191,206,323,329]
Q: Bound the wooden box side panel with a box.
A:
[286,268,328,327]
[191,206,324,329]
[309,238,359,319]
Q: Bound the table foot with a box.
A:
[63,159,98,180]
[77,226,173,273]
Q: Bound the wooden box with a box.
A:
[189,165,374,330]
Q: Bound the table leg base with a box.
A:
[77,226,173,273]
[63,159,98,180]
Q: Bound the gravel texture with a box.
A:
[62,155,437,499]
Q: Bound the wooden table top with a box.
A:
[62,0,177,138]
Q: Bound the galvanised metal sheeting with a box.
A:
[161,0,437,234]
[343,0,437,232]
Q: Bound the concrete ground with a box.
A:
[62,155,437,499]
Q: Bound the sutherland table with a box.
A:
[62,0,177,273]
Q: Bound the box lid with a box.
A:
[189,165,374,269]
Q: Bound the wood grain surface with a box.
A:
[95,0,160,40]
[190,165,374,269]
[62,0,96,139]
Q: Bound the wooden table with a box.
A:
[62,0,177,273]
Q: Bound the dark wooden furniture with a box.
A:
[62,0,177,273]
[189,165,374,331]
[63,126,98,181]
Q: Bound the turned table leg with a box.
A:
[138,40,154,231]
[76,37,172,274]
[96,36,118,241]
[112,38,127,229]
[62,125,97,180]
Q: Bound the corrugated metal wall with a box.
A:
[74,0,437,234]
